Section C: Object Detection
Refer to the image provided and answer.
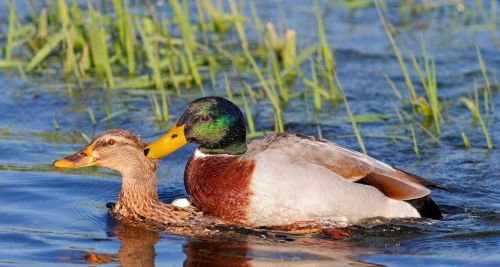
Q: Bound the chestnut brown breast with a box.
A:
[184,155,256,225]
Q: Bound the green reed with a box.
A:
[138,17,168,121]
[241,88,256,135]
[459,80,493,149]
[170,0,202,86]
[477,47,493,114]
[375,1,418,104]
[314,0,342,103]
[409,39,441,134]
[377,3,444,135]
[1,0,495,156]
[410,124,420,160]
[87,1,115,88]
[5,0,15,62]
[112,0,136,76]
[335,74,367,154]
[461,132,472,149]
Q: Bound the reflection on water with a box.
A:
[84,221,158,266]
[81,219,379,267]
[0,0,499,266]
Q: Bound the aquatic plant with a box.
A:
[408,40,441,134]
[373,0,498,156]
[335,74,367,154]
[0,0,496,157]
[459,80,493,149]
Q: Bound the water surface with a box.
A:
[1,1,500,266]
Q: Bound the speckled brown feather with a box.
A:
[68,129,207,227]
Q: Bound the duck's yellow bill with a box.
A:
[145,124,188,159]
[53,145,99,169]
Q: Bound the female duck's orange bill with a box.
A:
[144,124,188,159]
[53,145,99,169]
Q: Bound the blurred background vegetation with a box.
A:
[0,0,498,157]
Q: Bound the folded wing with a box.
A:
[251,134,436,201]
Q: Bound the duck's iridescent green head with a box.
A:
[145,97,247,158]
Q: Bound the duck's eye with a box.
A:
[200,115,211,122]
[107,139,116,146]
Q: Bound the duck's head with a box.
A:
[54,129,159,176]
[145,97,247,158]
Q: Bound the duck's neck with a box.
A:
[117,169,160,212]
[198,142,246,155]
[112,164,188,224]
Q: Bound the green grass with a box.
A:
[377,5,445,136]
[227,0,284,131]
[112,0,135,76]
[241,89,256,135]
[477,47,494,114]
[409,39,441,134]
[137,17,168,120]
[0,0,496,156]
[314,0,335,75]
[410,124,420,160]
[314,0,341,103]
[224,73,233,101]
[461,132,472,149]
[375,1,418,104]
[170,0,202,86]
[5,0,15,63]
[459,80,493,149]
[26,31,65,71]
[335,74,367,154]
[87,1,115,88]
[373,1,500,156]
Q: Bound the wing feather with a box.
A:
[247,134,437,200]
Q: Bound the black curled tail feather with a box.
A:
[405,196,443,219]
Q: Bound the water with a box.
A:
[1,1,500,266]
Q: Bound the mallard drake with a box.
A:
[53,129,203,227]
[145,97,445,228]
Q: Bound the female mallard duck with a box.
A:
[53,129,206,229]
[145,97,445,228]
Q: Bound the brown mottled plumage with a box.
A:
[53,129,216,231]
